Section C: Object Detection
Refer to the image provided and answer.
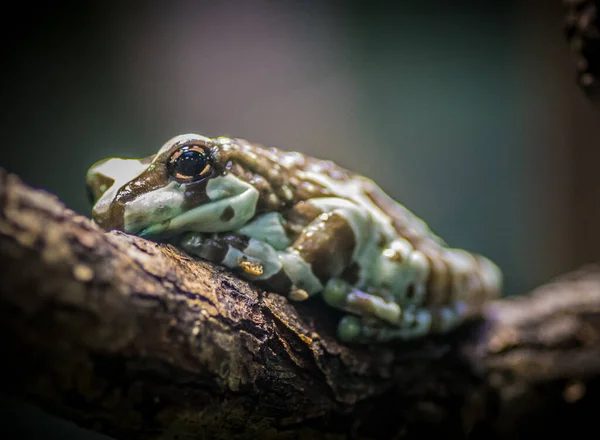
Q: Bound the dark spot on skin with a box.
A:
[282,202,323,239]
[221,234,250,251]
[341,263,360,286]
[405,283,415,300]
[259,268,293,293]
[181,178,211,210]
[180,233,252,265]
[182,237,229,263]
[290,213,356,284]
[220,206,235,222]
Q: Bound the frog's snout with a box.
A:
[86,156,154,232]
[86,159,116,206]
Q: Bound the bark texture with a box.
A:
[1,168,600,440]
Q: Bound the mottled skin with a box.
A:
[87,134,502,343]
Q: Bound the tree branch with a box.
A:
[1,168,600,439]
[564,0,600,103]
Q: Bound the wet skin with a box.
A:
[87,134,502,343]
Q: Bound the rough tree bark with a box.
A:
[1,168,600,440]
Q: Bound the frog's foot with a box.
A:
[336,302,468,343]
[323,278,468,341]
[323,278,403,325]
[180,232,280,282]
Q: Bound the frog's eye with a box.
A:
[167,145,213,183]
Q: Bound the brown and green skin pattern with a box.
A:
[87,134,502,343]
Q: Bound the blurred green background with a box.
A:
[1,0,599,438]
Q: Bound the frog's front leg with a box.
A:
[180,198,375,303]
[178,229,317,302]
[179,231,289,290]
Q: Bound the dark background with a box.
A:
[1,0,599,438]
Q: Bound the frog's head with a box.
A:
[86,134,259,238]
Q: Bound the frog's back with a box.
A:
[232,138,445,247]
[232,138,500,308]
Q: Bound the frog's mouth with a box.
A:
[133,174,260,239]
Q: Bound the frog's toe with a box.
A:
[335,303,469,343]
[337,315,363,342]
[322,278,403,326]
[336,313,429,343]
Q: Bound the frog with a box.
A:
[86,133,502,343]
